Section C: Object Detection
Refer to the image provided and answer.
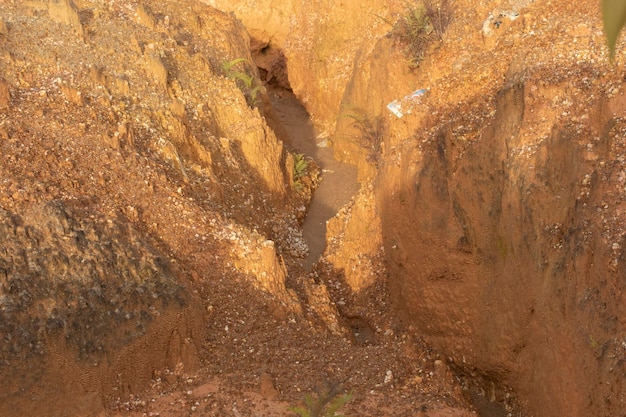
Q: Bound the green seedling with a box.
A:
[391,0,452,68]
[292,153,309,192]
[289,381,353,417]
[294,153,308,180]
[222,58,264,106]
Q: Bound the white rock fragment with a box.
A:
[384,370,393,384]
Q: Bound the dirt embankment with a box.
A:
[323,0,626,416]
[0,0,309,415]
[207,0,406,133]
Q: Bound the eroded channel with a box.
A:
[270,91,360,270]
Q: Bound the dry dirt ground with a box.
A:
[1,0,625,416]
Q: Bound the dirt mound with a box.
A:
[0,201,185,364]
[0,200,202,416]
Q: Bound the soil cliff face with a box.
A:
[244,0,625,414]
[380,81,626,417]
[0,1,306,415]
[0,201,202,416]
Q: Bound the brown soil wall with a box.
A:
[314,1,626,414]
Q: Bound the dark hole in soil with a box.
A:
[250,37,291,91]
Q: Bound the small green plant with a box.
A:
[391,0,452,68]
[289,381,353,417]
[602,0,626,59]
[292,153,309,192]
[293,153,308,179]
[222,58,265,106]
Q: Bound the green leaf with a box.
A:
[222,57,249,72]
[295,159,307,172]
[602,0,626,59]
[294,154,308,179]
[324,393,353,417]
[230,71,253,88]
[288,406,311,417]
[296,160,306,171]
[250,85,262,102]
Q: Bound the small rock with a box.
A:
[136,3,156,29]
[259,373,280,400]
[163,373,178,385]
[60,83,84,106]
[384,370,393,384]
[89,65,106,86]
[145,53,168,90]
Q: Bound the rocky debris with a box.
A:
[302,278,345,336]
[212,221,300,309]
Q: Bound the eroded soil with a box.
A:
[1,0,625,416]
[271,90,360,269]
[0,1,475,416]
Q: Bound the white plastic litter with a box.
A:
[387,88,428,118]
[317,138,331,148]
